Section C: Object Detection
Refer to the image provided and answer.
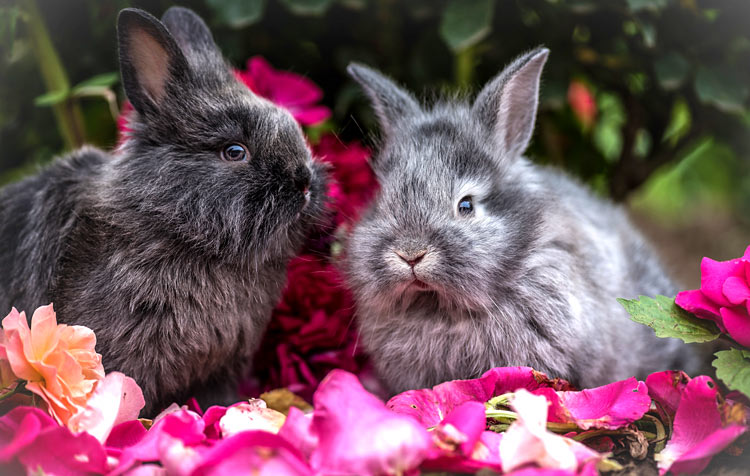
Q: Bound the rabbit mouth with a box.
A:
[409,278,432,291]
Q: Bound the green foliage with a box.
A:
[206,0,266,28]
[713,349,750,399]
[617,295,721,344]
[439,0,494,53]
[279,0,334,16]
[695,67,749,115]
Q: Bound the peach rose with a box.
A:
[1,304,104,425]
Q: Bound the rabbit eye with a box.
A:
[458,196,474,216]
[221,143,249,162]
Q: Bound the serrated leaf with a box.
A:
[206,0,266,28]
[279,0,334,16]
[695,67,749,115]
[654,53,689,90]
[34,89,69,107]
[713,349,750,399]
[617,295,721,343]
[439,0,494,53]
[72,72,119,91]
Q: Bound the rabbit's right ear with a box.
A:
[117,8,191,116]
[347,63,421,135]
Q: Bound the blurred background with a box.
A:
[0,0,748,287]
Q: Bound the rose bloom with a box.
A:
[676,246,750,347]
[567,80,597,128]
[1,304,105,425]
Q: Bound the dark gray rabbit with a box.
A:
[344,48,700,394]
[0,7,325,415]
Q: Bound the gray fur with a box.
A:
[344,49,700,394]
[0,7,326,416]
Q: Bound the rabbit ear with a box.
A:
[117,8,191,116]
[347,63,421,135]
[161,7,223,69]
[472,48,549,160]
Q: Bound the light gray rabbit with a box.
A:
[344,48,700,394]
[0,7,325,415]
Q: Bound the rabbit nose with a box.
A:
[395,250,427,267]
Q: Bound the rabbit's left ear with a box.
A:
[161,7,223,70]
[117,8,191,116]
[472,48,549,160]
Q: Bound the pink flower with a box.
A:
[645,370,691,416]
[313,133,378,225]
[554,377,651,430]
[235,56,331,126]
[656,376,747,475]
[68,371,145,443]
[309,369,432,475]
[567,80,597,128]
[387,366,573,427]
[499,390,602,473]
[1,304,105,425]
[675,245,750,347]
[0,406,108,475]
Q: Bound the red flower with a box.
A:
[567,80,597,128]
[235,56,331,126]
[313,133,378,226]
[246,255,380,401]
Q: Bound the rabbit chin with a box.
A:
[386,276,494,317]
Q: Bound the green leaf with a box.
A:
[654,53,689,90]
[617,295,722,343]
[72,72,119,91]
[34,88,69,107]
[713,349,750,399]
[695,67,749,115]
[279,0,334,16]
[206,0,266,28]
[439,0,494,53]
[662,97,691,145]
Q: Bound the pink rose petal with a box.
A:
[657,376,747,475]
[278,407,317,459]
[723,276,750,305]
[388,367,567,427]
[310,370,431,475]
[557,378,651,430]
[645,371,691,416]
[675,290,725,329]
[720,306,750,347]
[700,257,745,308]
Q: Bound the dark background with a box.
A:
[1,0,749,285]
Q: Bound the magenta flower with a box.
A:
[554,377,651,430]
[0,406,108,475]
[235,56,331,126]
[675,246,750,347]
[309,369,432,475]
[657,376,747,475]
[387,366,573,427]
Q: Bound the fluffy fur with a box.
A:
[0,7,326,415]
[344,48,700,394]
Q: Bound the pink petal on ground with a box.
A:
[278,407,317,459]
[720,306,750,347]
[723,276,750,305]
[434,401,487,455]
[107,420,148,450]
[15,421,108,475]
[68,372,145,443]
[675,290,725,330]
[0,406,55,461]
[557,378,651,430]
[499,390,601,473]
[218,401,286,438]
[310,369,431,475]
[645,371,691,416]
[700,257,745,308]
[190,431,311,476]
[388,366,561,427]
[657,376,747,475]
